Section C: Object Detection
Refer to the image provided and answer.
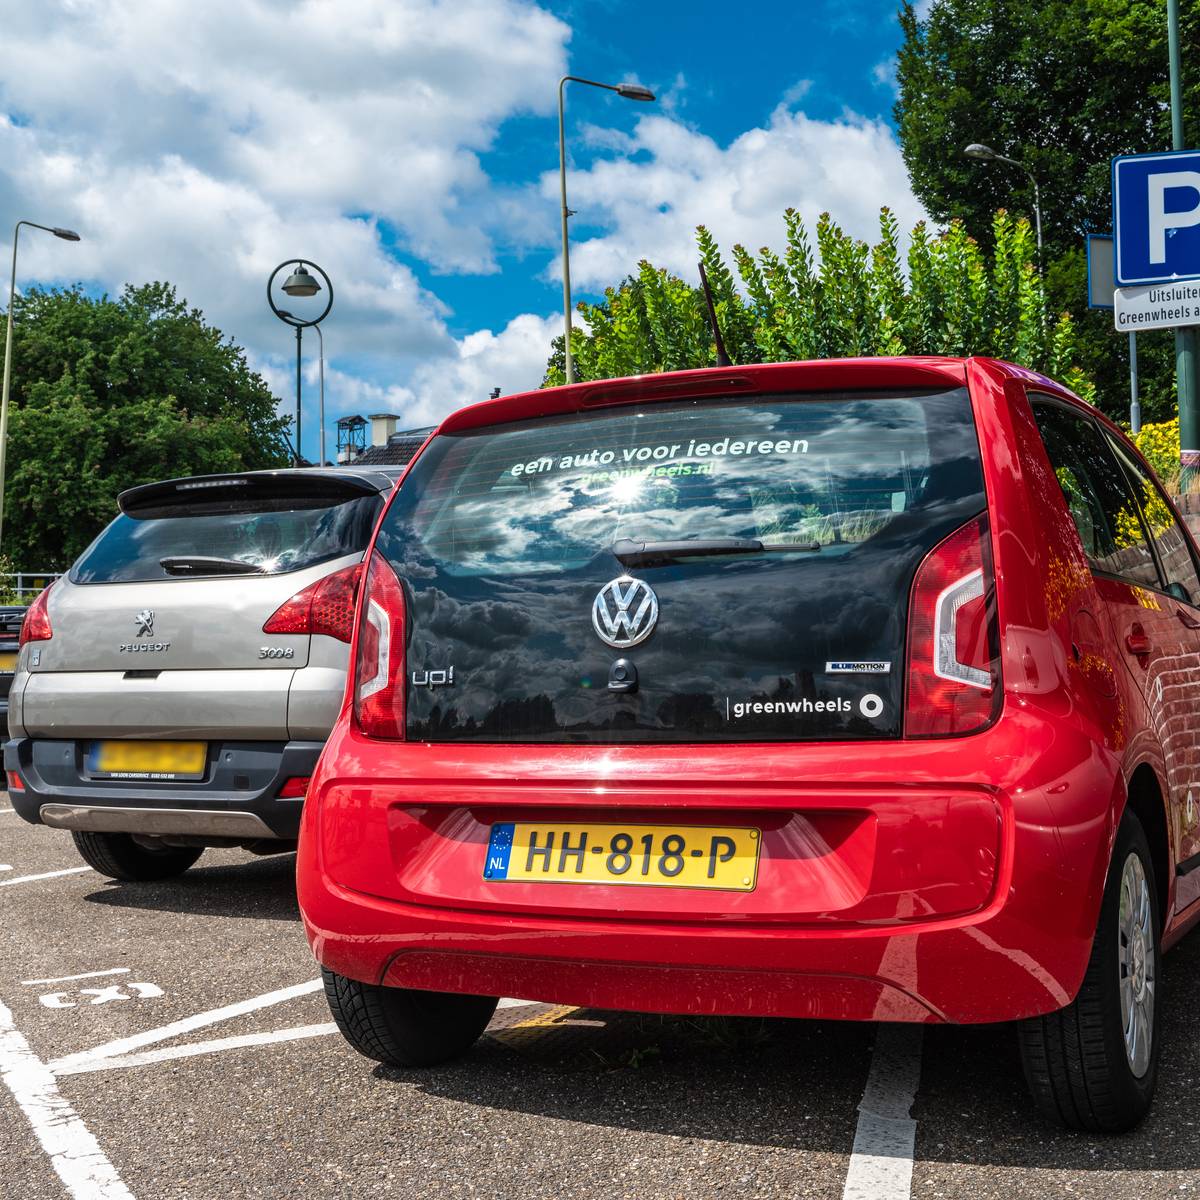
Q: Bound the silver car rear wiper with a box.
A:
[609,537,821,567]
[159,555,264,576]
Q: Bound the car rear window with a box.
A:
[396,391,981,577]
[71,493,382,583]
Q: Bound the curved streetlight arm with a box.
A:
[558,75,655,385]
[965,148,1042,260]
[267,259,333,467]
[997,157,1043,260]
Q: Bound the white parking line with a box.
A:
[39,980,543,1080]
[0,999,134,1200]
[0,806,16,815]
[0,866,92,887]
[23,969,131,986]
[842,1024,924,1200]
[56,1023,340,1076]
[48,979,325,1073]
[55,999,546,1076]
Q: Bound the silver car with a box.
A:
[4,466,399,880]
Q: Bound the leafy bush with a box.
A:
[545,207,1091,400]
[1132,418,1181,493]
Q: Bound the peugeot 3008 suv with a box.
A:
[299,357,1200,1132]
[5,466,398,881]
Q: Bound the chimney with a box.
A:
[368,413,400,447]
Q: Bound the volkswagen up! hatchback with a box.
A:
[6,466,398,881]
[299,357,1200,1132]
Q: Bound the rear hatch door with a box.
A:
[376,387,986,743]
[22,471,381,738]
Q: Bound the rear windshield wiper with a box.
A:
[159,555,264,576]
[608,537,821,567]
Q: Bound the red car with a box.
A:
[298,356,1199,1132]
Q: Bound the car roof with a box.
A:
[433,356,1030,436]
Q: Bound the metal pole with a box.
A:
[1029,172,1043,261]
[294,324,303,467]
[315,324,325,467]
[1130,331,1141,434]
[558,76,574,385]
[0,223,22,557]
[1168,0,1199,490]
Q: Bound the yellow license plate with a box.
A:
[484,822,760,891]
[88,740,207,780]
[0,652,15,672]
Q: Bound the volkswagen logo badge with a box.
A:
[592,576,658,649]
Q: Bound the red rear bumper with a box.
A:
[297,711,1119,1024]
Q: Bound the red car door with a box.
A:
[1106,433,1200,908]
[1030,398,1189,903]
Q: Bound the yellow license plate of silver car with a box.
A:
[90,740,207,779]
[483,821,760,890]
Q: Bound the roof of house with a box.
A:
[353,426,435,467]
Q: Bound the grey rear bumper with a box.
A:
[4,738,323,840]
[38,805,276,839]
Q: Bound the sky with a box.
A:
[0,0,930,462]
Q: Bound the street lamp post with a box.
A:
[964,143,1043,259]
[558,76,655,385]
[267,260,333,467]
[313,323,325,466]
[0,220,80,556]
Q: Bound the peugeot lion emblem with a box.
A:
[135,609,155,638]
[592,576,658,649]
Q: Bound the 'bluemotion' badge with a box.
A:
[825,661,891,674]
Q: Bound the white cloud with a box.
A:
[0,0,571,422]
[781,79,814,108]
[405,311,562,426]
[1,0,569,275]
[259,310,561,443]
[872,57,899,96]
[0,0,930,465]
[544,104,927,292]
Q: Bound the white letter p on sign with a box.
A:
[1148,171,1200,263]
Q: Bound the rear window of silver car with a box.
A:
[70,495,382,583]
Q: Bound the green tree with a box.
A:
[894,0,1200,425]
[3,282,289,569]
[544,207,1086,395]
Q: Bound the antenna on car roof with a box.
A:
[697,261,733,368]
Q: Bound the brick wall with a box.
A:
[1174,494,1200,541]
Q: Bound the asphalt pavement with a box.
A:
[3,795,1200,1199]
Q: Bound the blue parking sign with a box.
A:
[1113,150,1200,286]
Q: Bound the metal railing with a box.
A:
[3,572,62,602]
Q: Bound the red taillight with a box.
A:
[263,563,362,643]
[277,776,310,799]
[6,771,24,792]
[905,514,1000,737]
[353,550,406,739]
[19,583,54,646]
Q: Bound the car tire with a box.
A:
[1018,808,1161,1133]
[70,831,203,882]
[322,967,499,1068]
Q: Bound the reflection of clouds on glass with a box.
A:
[73,497,380,583]
[405,392,975,577]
